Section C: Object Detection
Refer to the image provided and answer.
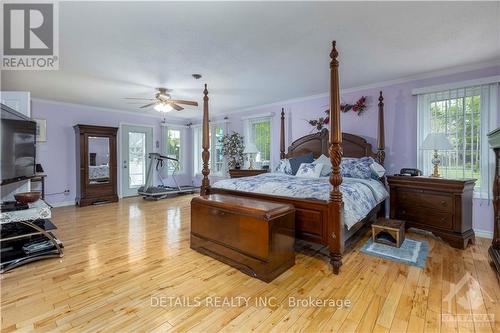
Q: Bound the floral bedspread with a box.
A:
[212,173,388,229]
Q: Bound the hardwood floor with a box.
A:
[1,196,498,332]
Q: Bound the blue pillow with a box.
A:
[340,157,374,179]
[289,153,314,175]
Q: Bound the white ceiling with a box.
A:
[2,1,499,120]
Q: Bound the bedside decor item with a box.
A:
[360,237,429,268]
[487,127,500,278]
[387,175,475,249]
[14,192,41,204]
[307,96,368,131]
[243,142,259,170]
[34,118,47,142]
[221,132,245,169]
[420,133,453,177]
[372,218,405,248]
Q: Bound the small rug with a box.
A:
[360,237,429,268]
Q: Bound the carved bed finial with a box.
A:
[330,41,339,67]
[201,84,210,196]
[280,108,285,159]
[377,91,385,165]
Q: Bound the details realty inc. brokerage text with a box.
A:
[151,296,352,309]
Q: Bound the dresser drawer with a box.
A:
[397,189,453,213]
[396,206,453,230]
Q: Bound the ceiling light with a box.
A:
[154,102,173,113]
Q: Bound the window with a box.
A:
[192,123,226,176]
[244,116,272,167]
[417,83,498,197]
[164,127,183,174]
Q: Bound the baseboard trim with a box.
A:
[50,201,75,208]
[474,229,493,239]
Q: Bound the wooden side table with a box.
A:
[372,218,405,248]
[229,169,268,179]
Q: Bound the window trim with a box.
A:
[416,82,499,199]
[162,123,186,175]
[243,113,274,170]
[192,120,228,177]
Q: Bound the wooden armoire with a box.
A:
[74,124,118,207]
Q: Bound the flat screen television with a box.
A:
[0,104,36,184]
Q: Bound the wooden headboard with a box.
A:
[286,129,379,162]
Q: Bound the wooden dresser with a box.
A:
[229,169,268,178]
[487,128,500,278]
[387,176,475,249]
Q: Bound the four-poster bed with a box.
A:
[196,41,386,274]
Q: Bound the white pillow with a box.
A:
[296,163,323,178]
[370,161,386,178]
[312,154,332,177]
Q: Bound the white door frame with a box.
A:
[119,123,156,198]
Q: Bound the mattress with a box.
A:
[212,173,388,230]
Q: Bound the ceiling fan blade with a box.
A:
[170,103,184,111]
[140,102,158,109]
[124,97,155,101]
[168,99,198,106]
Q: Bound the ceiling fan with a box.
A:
[125,88,198,112]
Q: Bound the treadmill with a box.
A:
[138,153,197,200]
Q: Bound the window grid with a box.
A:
[429,91,481,188]
[166,129,182,173]
[250,119,271,164]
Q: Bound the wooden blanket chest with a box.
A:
[190,194,295,282]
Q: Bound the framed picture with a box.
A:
[35,119,47,142]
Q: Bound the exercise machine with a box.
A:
[138,153,197,200]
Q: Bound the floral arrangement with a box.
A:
[221,132,245,169]
[307,96,367,131]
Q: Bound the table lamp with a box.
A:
[243,143,259,170]
[421,133,453,177]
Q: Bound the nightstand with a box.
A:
[387,176,476,249]
[228,169,268,178]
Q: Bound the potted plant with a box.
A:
[221,132,245,169]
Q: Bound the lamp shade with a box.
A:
[421,133,453,150]
[243,142,259,154]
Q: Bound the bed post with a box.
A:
[377,91,385,166]
[201,84,210,196]
[328,41,344,274]
[280,108,286,159]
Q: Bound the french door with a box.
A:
[121,125,153,197]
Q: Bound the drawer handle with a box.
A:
[440,200,447,206]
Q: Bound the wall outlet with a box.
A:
[64,189,70,195]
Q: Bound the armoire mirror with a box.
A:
[74,125,118,207]
[88,136,110,184]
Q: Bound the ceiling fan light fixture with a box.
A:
[154,102,173,113]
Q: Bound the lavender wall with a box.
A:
[214,66,499,234]
[31,100,191,206]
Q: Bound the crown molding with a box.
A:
[30,98,188,122]
[204,59,500,120]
